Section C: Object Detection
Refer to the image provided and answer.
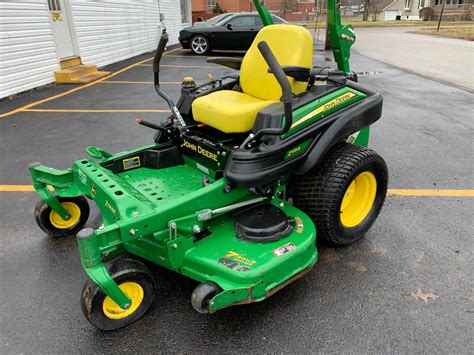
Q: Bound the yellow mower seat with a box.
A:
[192,24,313,133]
[192,91,277,133]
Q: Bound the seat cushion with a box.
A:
[192,90,276,133]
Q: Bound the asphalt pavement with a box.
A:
[353,27,474,92]
[0,38,473,353]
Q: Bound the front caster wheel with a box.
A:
[191,282,221,314]
[290,142,388,245]
[34,196,90,237]
[81,258,155,331]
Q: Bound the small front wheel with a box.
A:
[81,258,156,331]
[34,196,90,237]
[191,282,221,314]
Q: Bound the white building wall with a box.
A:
[158,0,183,45]
[0,0,183,99]
[70,0,172,68]
[0,0,59,98]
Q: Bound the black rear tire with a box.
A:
[81,258,155,331]
[289,142,388,245]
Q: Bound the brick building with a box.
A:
[191,0,318,22]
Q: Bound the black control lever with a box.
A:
[135,118,166,132]
[153,28,186,126]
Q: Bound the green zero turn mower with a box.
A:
[29,0,388,330]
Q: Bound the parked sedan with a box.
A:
[179,12,287,55]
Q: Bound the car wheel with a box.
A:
[190,35,210,55]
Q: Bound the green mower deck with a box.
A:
[30,149,317,313]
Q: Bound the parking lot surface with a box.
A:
[354,27,474,91]
[0,44,473,353]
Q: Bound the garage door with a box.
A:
[384,10,398,20]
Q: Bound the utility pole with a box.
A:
[324,0,331,50]
[437,0,445,31]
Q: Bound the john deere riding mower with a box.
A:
[29,0,387,330]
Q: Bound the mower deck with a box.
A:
[182,202,317,311]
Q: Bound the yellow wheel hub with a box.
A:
[49,202,81,229]
[340,171,377,228]
[102,282,144,320]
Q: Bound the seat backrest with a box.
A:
[240,24,313,102]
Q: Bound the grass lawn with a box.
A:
[411,26,474,40]
[294,17,473,29]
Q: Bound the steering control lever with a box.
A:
[135,118,166,132]
[153,28,186,127]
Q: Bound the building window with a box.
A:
[405,0,411,8]
[208,0,216,9]
[418,0,425,8]
[180,0,190,23]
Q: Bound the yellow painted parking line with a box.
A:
[0,48,181,119]
[0,185,36,192]
[0,185,54,192]
[24,109,170,113]
[99,81,181,85]
[1,185,473,196]
[388,189,474,197]
[137,64,224,69]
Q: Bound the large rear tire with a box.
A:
[289,142,388,245]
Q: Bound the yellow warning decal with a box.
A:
[123,156,141,170]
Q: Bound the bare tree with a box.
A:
[280,0,298,19]
[362,0,378,21]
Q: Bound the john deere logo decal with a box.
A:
[182,139,218,162]
[291,92,357,129]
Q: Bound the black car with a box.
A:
[179,12,287,55]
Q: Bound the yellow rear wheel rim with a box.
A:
[49,202,81,229]
[102,282,144,320]
[340,171,377,228]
